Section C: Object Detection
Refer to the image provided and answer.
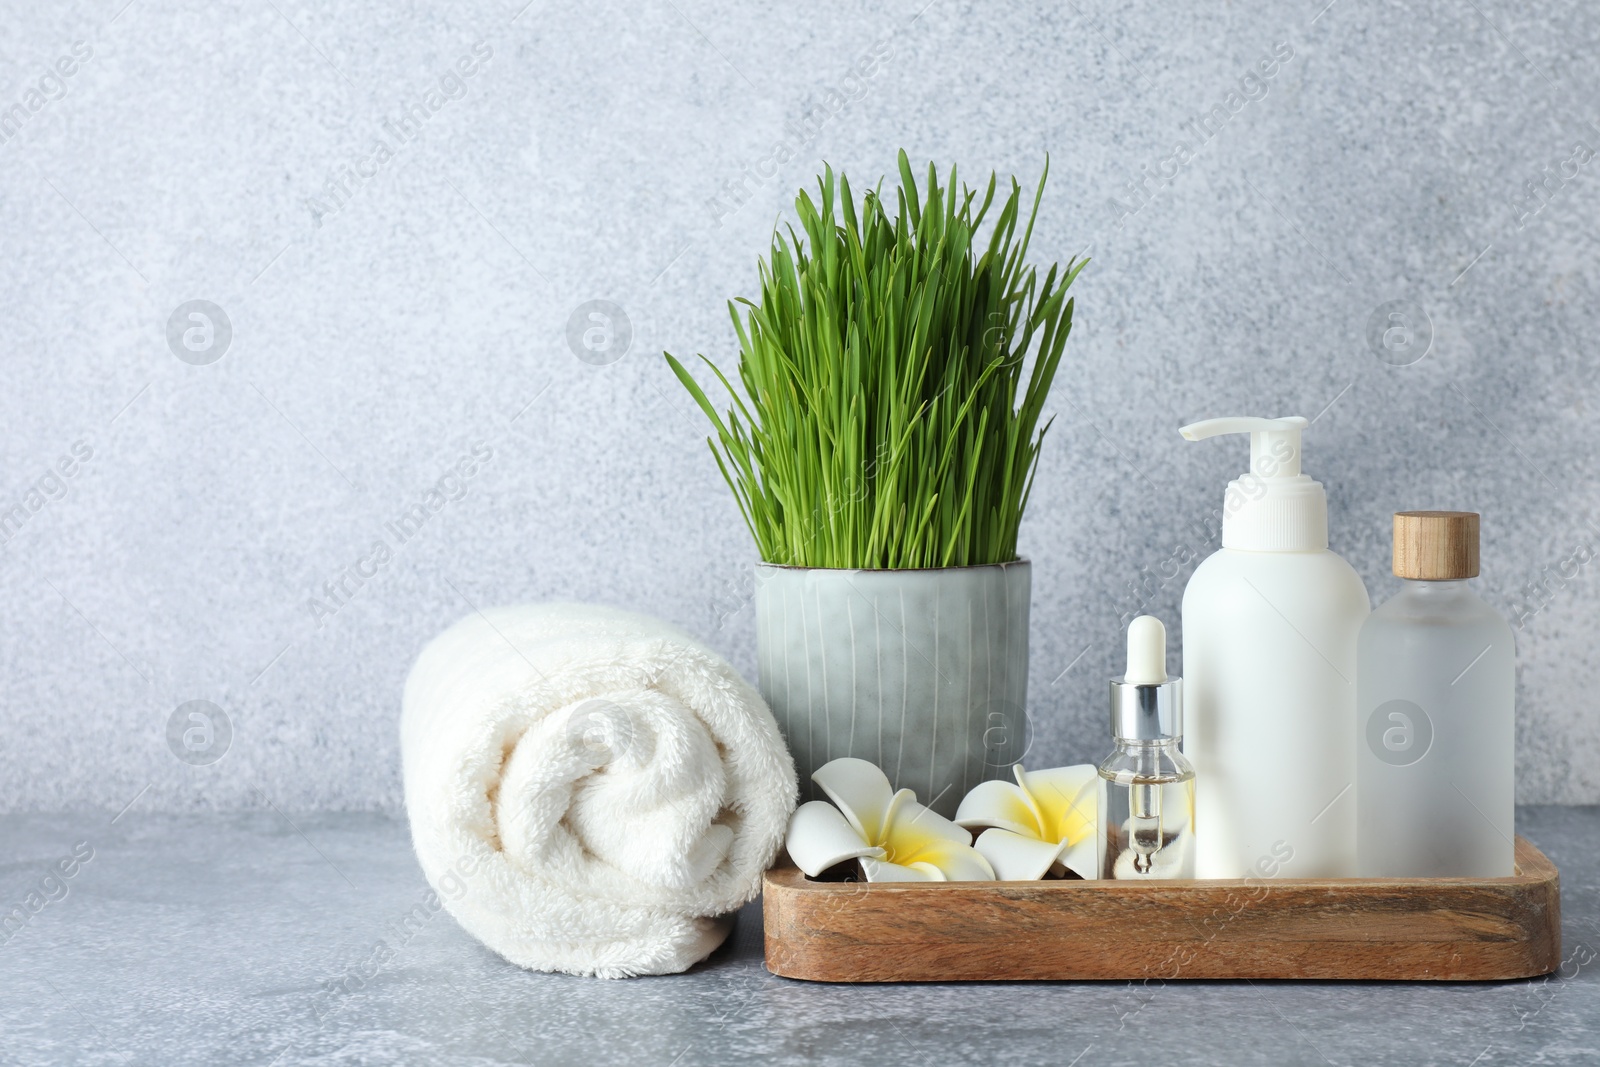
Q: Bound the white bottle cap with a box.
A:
[1111,615,1182,740]
[1124,615,1168,684]
[1179,415,1328,552]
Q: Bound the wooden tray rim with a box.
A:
[765,834,1556,896]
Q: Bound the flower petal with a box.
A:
[785,800,883,877]
[812,757,896,843]
[860,856,943,882]
[905,861,950,880]
[890,798,972,845]
[974,827,1068,881]
[1057,829,1099,880]
[1018,764,1099,846]
[879,798,972,872]
[953,777,1042,838]
[910,841,996,881]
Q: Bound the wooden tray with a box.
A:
[763,836,1560,982]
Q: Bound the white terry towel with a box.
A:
[401,602,796,978]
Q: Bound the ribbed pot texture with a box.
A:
[753,560,1031,818]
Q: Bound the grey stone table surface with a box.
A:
[2,806,1596,1067]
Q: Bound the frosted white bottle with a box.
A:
[1179,416,1370,879]
[1357,511,1515,877]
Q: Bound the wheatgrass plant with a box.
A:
[667,150,1084,570]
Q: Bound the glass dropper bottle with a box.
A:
[1098,615,1196,879]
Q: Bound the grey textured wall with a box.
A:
[1,0,1595,812]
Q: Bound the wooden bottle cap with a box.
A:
[1393,511,1479,579]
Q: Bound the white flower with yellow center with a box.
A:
[784,758,995,882]
[954,763,1099,880]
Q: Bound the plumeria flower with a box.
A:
[785,758,995,882]
[954,763,1099,880]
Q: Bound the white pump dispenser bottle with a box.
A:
[1179,416,1370,879]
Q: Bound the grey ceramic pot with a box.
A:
[753,560,1031,818]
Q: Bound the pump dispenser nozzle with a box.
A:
[1180,416,1306,476]
[1179,414,1329,552]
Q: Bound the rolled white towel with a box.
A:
[401,602,796,978]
